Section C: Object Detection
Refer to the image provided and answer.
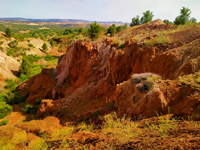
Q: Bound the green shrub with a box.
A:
[0,102,13,119]
[0,120,9,126]
[50,40,56,47]
[6,49,15,56]
[28,43,35,48]
[42,43,48,51]
[130,15,141,27]
[131,73,161,93]
[116,24,128,33]
[63,28,74,35]
[107,24,117,35]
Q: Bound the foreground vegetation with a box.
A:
[0,112,199,149]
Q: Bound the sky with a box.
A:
[0,0,199,22]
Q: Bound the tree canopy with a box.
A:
[174,7,191,25]
[107,24,117,35]
[130,16,140,27]
[140,10,154,24]
[5,28,12,38]
[88,21,101,41]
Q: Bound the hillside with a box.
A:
[0,20,200,149]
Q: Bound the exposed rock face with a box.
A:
[115,77,199,119]
[18,23,200,121]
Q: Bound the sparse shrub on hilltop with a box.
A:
[190,17,197,23]
[163,19,173,24]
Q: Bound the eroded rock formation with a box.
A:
[17,22,200,122]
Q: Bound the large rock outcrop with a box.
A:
[17,23,200,121]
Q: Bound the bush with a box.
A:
[6,49,15,56]
[50,40,56,47]
[107,24,117,35]
[5,28,12,38]
[63,28,74,35]
[130,15,141,27]
[116,24,128,33]
[131,73,161,93]
[163,19,173,24]
[0,102,13,119]
[0,120,8,126]
[42,43,48,51]
[190,17,197,23]
[28,43,35,48]
[88,21,102,41]
[20,57,32,75]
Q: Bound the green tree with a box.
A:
[130,15,141,27]
[42,43,48,51]
[50,40,56,48]
[107,24,117,35]
[5,28,12,38]
[19,57,31,75]
[88,21,101,41]
[63,28,74,35]
[190,17,197,23]
[174,7,191,25]
[140,11,154,24]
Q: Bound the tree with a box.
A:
[5,28,12,38]
[19,57,31,75]
[63,28,74,35]
[174,7,191,25]
[42,43,48,51]
[107,24,117,35]
[88,21,101,41]
[130,15,141,27]
[140,10,154,24]
[50,40,56,48]
[190,17,197,23]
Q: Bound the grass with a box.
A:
[144,33,171,46]
[146,114,178,137]
[178,71,200,90]
[101,112,140,143]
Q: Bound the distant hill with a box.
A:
[0,17,125,25]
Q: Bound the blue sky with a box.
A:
[0,0,199,22]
